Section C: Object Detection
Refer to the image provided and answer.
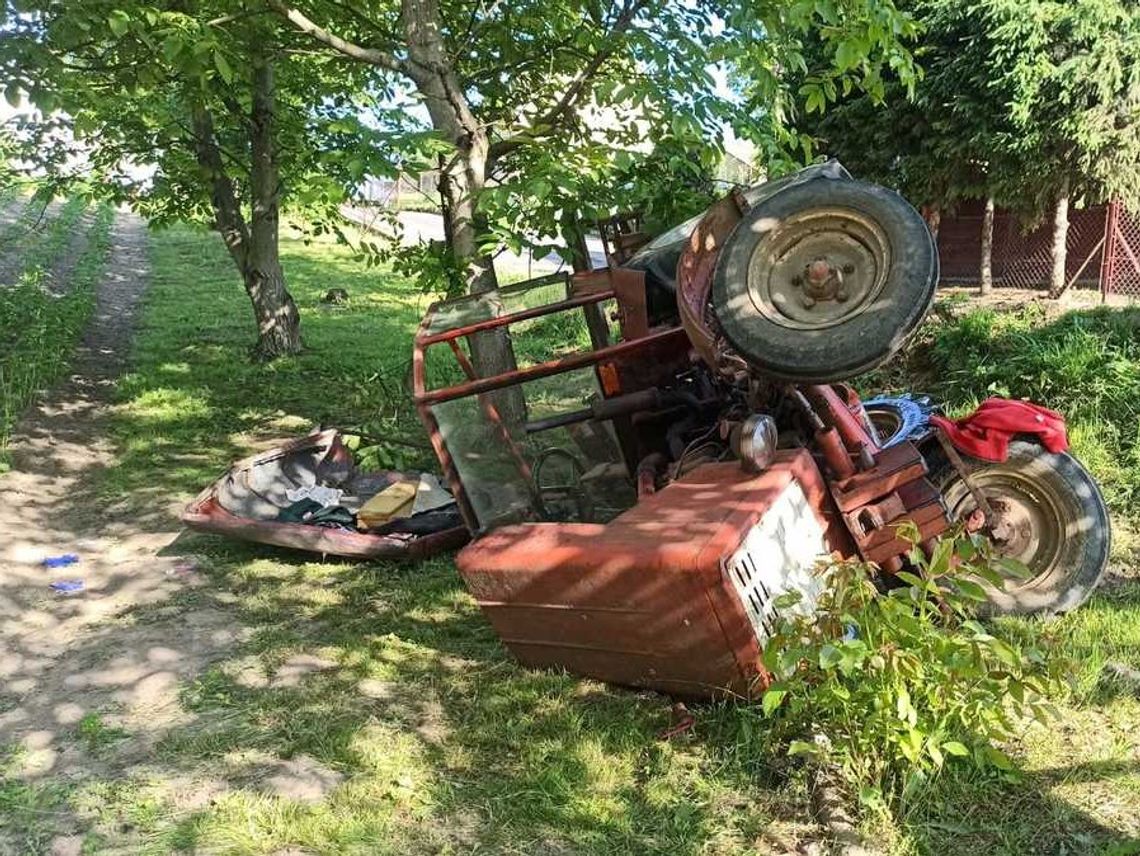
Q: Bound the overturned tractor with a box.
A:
[410,162,1110,699]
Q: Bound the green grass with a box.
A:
[4,220,1140,853]
[0,200,113,458]
[23,224,807,854]
[98,223,441,510]
[856,300,1140,852]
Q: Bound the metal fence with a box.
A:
[937,200,1110,292]
[1100,201,1140,298]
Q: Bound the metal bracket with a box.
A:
[934,428,995,526]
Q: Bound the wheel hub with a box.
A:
[949,470,1065,585]
[745,207,891,330]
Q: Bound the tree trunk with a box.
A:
[562,209,610,348]
[924,202,942,244]
[1048,176,1070,298]
[980,195,995,295]
[403,0,524,424]
[190,63,301,360]
[247,54,302,359]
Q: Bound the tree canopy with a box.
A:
[4,0,922,341]
[273,0,920,292]
[797,0,1140,221]
[987,0,1140,217]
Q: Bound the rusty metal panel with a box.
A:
[456,451,841,699]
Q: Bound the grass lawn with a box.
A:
[3,221,1139,854]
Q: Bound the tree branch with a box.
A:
[486,0,647,163]
[266,0,408,75]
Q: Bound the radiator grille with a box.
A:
[723,481,827,644]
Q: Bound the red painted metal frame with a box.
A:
[805,384,880,457]
[418,289,615,347]
[411,270,681,532]
[417,327,686,406]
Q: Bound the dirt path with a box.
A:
[0,212,239,807]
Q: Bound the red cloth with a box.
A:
[929,398,1068,462]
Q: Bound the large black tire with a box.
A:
[711,177,937,382]
[934,440,1111,615]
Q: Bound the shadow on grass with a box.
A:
[87,226,441,528]
[901,757,1140,855]
[49,545,802,854]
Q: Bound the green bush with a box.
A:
[0,204,113,457]
[756,529,1067,813]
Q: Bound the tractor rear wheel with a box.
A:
[712,177,937,381]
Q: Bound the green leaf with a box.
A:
[895,571,928,590]
[984,746,1014,770]
[773,590,803,608]
[942,740,970,757]
[819,644,842,669]
[927,538,954,577]
[788,740,818,757]
[835,39,860,71]
[108,10,130,38]
[762,686,788,716]
[213,51,234,84]
[991,639,1020,667]
[4,84,19,109]
[954,578,989,601]
[162,36,183,64]
[927,739,944,768]
[994,557,1033,579]
[896,687,916,725]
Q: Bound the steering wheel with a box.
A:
[532,447,595,522]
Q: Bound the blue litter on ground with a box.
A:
[42,554,80,568]
[50,579,85,593]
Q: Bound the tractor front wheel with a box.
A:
[934,440,1111,615]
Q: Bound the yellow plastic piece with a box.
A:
[357,480,417,529]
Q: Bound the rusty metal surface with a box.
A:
[598,212,651,265]
[411,271,691,534]
[805,384,880,457]
[793,388,951,569]
[183,492,468,559]
[416,328,688,406]
[456,451,845,699]
[611,267,650,339]
[676,195,745,368]
[418,289,614,346]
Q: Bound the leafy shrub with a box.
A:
[757,529,1067,813]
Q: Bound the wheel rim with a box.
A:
[942,467,1068,587]
[866,407,903,445]
[745,206,891,331]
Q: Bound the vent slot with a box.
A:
[720,481,828,644]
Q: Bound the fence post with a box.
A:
[1099,199,1120,302]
